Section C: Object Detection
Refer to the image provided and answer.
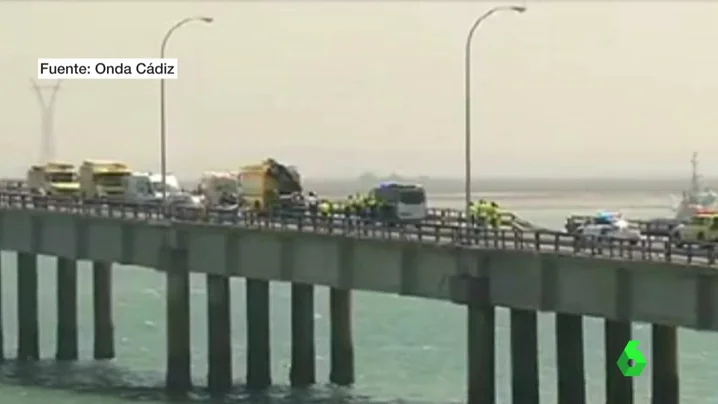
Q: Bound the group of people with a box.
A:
[469,199,502,228]
[305,192,388,220]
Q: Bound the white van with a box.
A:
[124,172,183,202]
[370,182,428,222]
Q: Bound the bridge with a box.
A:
[0,191,713,404]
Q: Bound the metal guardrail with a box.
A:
[0,191,715,266]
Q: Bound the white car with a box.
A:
[576,218,644,245]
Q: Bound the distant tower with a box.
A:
[690,151,700,194]
[31,80,62,164]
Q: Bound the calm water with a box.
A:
[0,191,714,403]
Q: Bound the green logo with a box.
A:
[617,340,647,377]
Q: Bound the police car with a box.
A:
[574,211,644,245]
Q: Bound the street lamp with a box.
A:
[159,16,213,206]
[463,6,525,225]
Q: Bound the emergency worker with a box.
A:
[344,195,355,229]
[469,201,479,225]
[472,199,488,227]
[351,194,362,217]
[319,199,331,225]
[487,201,500,229]
[355,195,367,227]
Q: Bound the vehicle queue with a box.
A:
[18,159,521,231]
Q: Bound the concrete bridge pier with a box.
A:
[55,257,78,360]
[165,247,192,393]
[17,252,39,360]
[246,279,271,390]
[0,252,4,362]
[466,278,495,404]
[555,313,585,404]
[652,325,678,404]
[329,288,354,386]
[605,320,633,403]
[206,274,232,394]
[290,283,316,387]
[510,309,539,403]
[92,261,114,359]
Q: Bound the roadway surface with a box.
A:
[0,191,715,268]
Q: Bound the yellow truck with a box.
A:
[673,209,718,246]
[26,162,79,196]
[238,158,303,212]
[79,160,132,199]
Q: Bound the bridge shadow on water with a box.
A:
[0,360,435,404]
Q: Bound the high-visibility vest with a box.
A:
[471,203,482,217]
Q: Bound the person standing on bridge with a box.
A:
[344,195,355,230]
[471,199,487,227]
[319,198,331,226]
[307,192,319,227]
[488,201,500,229]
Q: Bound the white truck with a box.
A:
[26,162,79,196]
[124,172,197,205]
[79,160,132,200]
[197,171,240,208]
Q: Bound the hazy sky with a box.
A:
[3,1,718,178]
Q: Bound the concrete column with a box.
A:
[206,274,232,394]
[165,247,191,393]
[651,325,678,404]
[467,304,495,404]
[510,309,538,404]
[0,252,4,363]
[290,283,315,387]
[605,320,633,404]
[56,258,78,360]
[555,313,585,404]
[92,261,114,359]
[246,279,271,390]
[17,253,39,360]
[329,288,354,386]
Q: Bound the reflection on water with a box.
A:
[0,360,440,404]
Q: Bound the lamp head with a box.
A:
[510,6,527,13]
[200,17,214,23]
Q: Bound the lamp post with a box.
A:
[160,16,213,206]
[464,6,525,225]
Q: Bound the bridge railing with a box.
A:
[0,190,513,226]
[0,191,715,265]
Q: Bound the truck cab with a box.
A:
[79,160,132,199]
[238,158,302,212]
[26,162,79,196]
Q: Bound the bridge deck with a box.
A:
[0,192,715,331]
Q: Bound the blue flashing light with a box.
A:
[378,181,398,188]
[597,211,617,218]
